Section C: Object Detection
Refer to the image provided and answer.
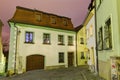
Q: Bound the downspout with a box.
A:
[14,23,19,74]
[94,0,99,73]
[76,31,78,66]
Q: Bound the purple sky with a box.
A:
[0,0,91,41]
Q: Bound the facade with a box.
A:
[84,0,97,73]
[75,25,87,66]
[8,6,76,75]
[0,20,5,74]
[96,0,120,79]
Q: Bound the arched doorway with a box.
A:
[26,55,44,71]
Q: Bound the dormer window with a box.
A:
[35,14,42,21]
[51,17,56,24]
[63,19,68,26]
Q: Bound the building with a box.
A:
[84,0,97,73]
[75,25,87,66]
[0,19,5,74]
[8,6,76,75]
[96,0,120,79]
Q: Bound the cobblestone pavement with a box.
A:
[0,66,105,80]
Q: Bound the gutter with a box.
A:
[76,31,78,66]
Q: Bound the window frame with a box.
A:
[58,52,64,63]
[80,37,84,44]
[58,35,64,45]
[43,33,51,44]
[98,27,103,51]
[103,18,112,50]
[25,31,34,44]
[35,13,42,22]
[63,19,68,26]
[68,36,73,46]
[51,17,56,24]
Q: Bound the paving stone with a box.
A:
[0,66,104,80]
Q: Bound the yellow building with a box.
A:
[75,25,87,66]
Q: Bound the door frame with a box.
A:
[26,54,45,71]
[68,52,74,67]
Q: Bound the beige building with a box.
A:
[8,6,76,75]
[84,0,97,73]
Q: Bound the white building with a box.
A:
[84,0,97,73]
[8,6,76,74]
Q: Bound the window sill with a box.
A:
[43,43,51,45]
[24,42,35,44]
[68,44,74,46]
[58,44,65,46]
[80,43,84,44]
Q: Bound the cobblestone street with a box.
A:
[0,66,105,80]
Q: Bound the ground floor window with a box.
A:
[59,52,64,63]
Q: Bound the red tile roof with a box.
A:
[9,6,74,31]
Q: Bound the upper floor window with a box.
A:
[103,18,112,50]
[80,38,84,44]
[89,24,93,36]
[51,17,56,24]
[35,14,42,21]
[25,32,34,43]
[63,19,68,26]
[58,35,64,45]
[87,29,89,39]
[68,36,73,45]
[43,33,50,44]
[98,27,103,50]
[59,52,64,63]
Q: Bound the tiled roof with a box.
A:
[74,25,83,32]
[9,6,74,31]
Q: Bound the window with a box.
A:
[103,18,112,49]
[43,33,50,44]
[59,52,64,63]
[35,14,42,21]
[68,36,73,45]
[81,52,85,59]
[63,19,68,26]
[25,32,34,43]
[51,17,56,24]
[87,29,89,39]
[80,38,84,44]
[89,25,93,36]
[98,27,103,50]
[58,35,64,45]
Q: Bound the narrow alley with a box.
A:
[0,66,104,80]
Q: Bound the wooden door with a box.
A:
[26,55,44,71]
[68,52,74,67]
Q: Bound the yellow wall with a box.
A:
[76,26,87,66]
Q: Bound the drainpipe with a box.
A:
[94,0,99,73]
[76,31,78,66]
[14,23,19,74]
